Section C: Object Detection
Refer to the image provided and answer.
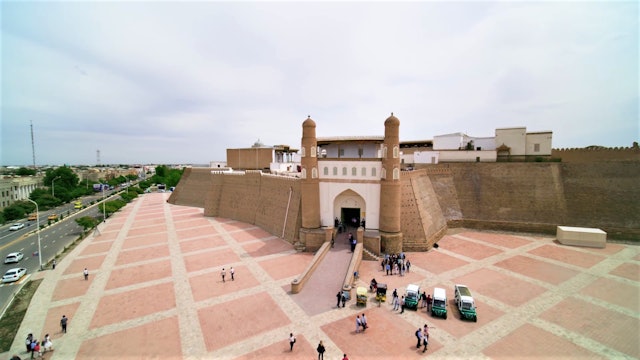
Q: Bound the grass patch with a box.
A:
[0,279,43,352]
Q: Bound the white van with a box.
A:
[431,287,447,319]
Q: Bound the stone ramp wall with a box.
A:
[167,167,212,208]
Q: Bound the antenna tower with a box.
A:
[97,149,101,166]
[30,120,36,169]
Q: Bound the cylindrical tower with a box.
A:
[379,113,402,233]
[301,116,321,229]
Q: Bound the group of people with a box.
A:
[23,333,53,359]
[336,291,347,307]
[220,267,235,282]
[414,324,430,353]
[355,313,368,333]
[381,253,411,276]
[420,291,433,311]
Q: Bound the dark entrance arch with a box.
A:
[341,207,360,231]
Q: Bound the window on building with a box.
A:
[383,146,387,159]
[393,168,400,180]
[358,147,364,158]
[393,146,399,158]
[333,167,338,175]
[301,169,307,179]
[534,143,540,152]
[312,167,318,178]
[301,147,306,157]
[342,167,347,176]
[352,167,357,176]
[311,146,316,157]
[323,167,328,176]
[372,168,377,177]
[361,167,366,176]
[339,149,344,157]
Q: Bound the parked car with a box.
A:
[9,223,25,231]
[405,284,420,310]
[47,214,58,221]
[2,268,27,283]
[454,284,477,322]
[431,287,448,319]
[4,252,24,264]
[28,213,37,221]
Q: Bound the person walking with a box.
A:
[422,328,429,352]
[83,268,89,280]
[355,315,362,333]
[52,259,56,270]
[361,313,368,330]
[336,291,342,307]
[341,292,346,307]
[230,267,235,281]
[400,295,406,313]
[316,340,326,360]
[392,292,399,311]
[25,333,33,353]
[426,294,433,313]
[415,328,423,348]
[60,315,68,333]
[342,354,349,360]
[221,268,226,283]
[289,333,296,351]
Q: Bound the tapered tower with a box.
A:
[300,116,321,229]
[379,113,403,252]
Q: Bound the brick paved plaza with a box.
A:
[4,192,639,359]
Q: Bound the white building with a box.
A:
[0,175,43,210]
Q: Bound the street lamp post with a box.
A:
[51,176,61,197]
[26,199,42,270]
[102,184,106,222]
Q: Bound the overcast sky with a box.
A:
[2,1,638,166]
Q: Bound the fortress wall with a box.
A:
[253,175,302,242]
[215,172,262,225]
[167,167,212,208]
[439,162,640,240]
[552,147,640,163]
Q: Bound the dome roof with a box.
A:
[385,113,400,126]
[303,115,316,128]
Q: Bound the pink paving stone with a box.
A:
[439,235,503,260]
[633,253,640,261]
[128,217,167,228]
[43,302,79,341]
[90,282,176,329]
[62,254,106,276]
[183,248,240,273]
[78,241,114,256]
[609,262,640,282]
[257,253,315,281]
[454,268,548,307]
[230,227,275,242]
[198,292,291,352]
[493,255,581,285]
[483,323,601,359]
[189,265,260,301]
[121,232,169,249]
[51,276,94,301]
[539,298,640,357]
[242,238,296,258]
[220,221,254,232]
[528,244,606,268]
[176,227,221,242]
[179,235,226,253]
[457,231,532,249]
[581,241,626,255]
[233,334,315,360]
[105,259,173,290]
[114,243,170,266]
[322,307,436,357]
[126,224,168,238]
[579,277,640,312]
[403,249,469,275]
[77,316,182,360]
[173,217,214,228]
[93,230,119,242]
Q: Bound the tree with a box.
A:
[75,216,97,233]
[16,167,36,176]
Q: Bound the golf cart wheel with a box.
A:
[473,315,477,322]
[444,313,447,319]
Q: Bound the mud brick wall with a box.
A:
[552,147,640,163]
[400,170,448,251]
[438,162,640,240]
[167,167,213,208]
[253,174,302,242]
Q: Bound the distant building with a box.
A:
[226,140,300,173]
[0,175,43,210]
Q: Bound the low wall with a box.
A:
[291,241,331,294]
[341,243,363,300]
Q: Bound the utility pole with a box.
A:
[30,120,37,169]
